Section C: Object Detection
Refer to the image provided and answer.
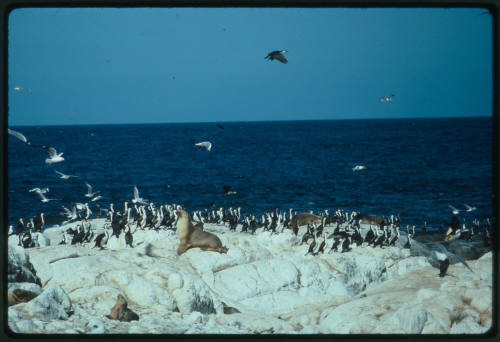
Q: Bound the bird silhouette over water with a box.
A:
[221,185,236,195]
[265,50,288,64]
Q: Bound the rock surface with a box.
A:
[7,220,493,334]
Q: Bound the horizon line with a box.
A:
[9,115,492,128]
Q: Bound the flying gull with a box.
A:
[85,182,100,198]
[464,204,476,212]
[90,195,103,202]
[221,185,237,195]
[55,170,78,179]
[37,192,60,203]
[43,146,64,164]
[265,50,288,64]
[380,94,395,103]
[448,205,460,215]
[132,186,148,205]
[29,187,49,194]
[195,141,212,152]
[13,85,32,93]
[61,205,79,223]
[352,165,367,171]
[8,129,30,144]
[74,202,86,211]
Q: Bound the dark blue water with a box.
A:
[7,117,493,230]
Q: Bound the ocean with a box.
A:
[7,117,493,231]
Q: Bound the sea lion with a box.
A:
[357,213,385,226]
[176,209,228,255]
[287,212,323,231]
[106,294,139,322]
[7,289,39,306]
[193,221,204,230]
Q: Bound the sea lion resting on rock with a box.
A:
[357,213,384,226]
[287,213,323,231]
[106,294,139,322]
[7,289,39,306]
[176,209,228,255]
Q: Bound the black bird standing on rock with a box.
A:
[265,50,288,64]
[16,218,25,235]
[313,235,326,256]
[125,225,133,248]
[305,236,316,256]
[329,237,341,253]
[341,237,352,253]
[34,212,44,232]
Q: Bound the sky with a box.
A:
[8,7,493,126]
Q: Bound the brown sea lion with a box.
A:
[287,212,323,231]
[357,213,385,226]
[193,221,204,230]
[106,294,139,322]
[8,289,39,306]
[176,209,228,255]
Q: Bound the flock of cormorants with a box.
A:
[10,199,493,270]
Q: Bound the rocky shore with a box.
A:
[7,219,493,334]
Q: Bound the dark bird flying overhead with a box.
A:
[265,50,288,64]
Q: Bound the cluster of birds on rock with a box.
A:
[9,192,493,277]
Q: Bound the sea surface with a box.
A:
[7,117,493,231]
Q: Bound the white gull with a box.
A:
[8,128,30,144]
[43,146,64,164]
[55,170,78,179]
[37,192,60,203]
[352,165,367,171]
[195,141,212,152]
[132,186,148,205]
[85,182,100,198]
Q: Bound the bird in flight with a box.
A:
[380,94,395,103]
[464,204,476,212]
[195,141,212,152]
[37,192,60,203]
[55,170,78,179]
[8,128,30,144]
[43,146,65,164]
[221,185,237,195]
[265,50,288,64]
[448,205,460,215]
[13,85,32,93]
[352,165,367,171]
[132,186,148,205]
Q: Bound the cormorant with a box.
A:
[265,50,288,64]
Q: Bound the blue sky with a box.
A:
[8,7,492,126]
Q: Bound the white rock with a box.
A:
[450,316,490,334]
[7,244,40,285]
[14,285,73,321]
[300,325,319,333]
[466,288,492,313]
[8,282,43,295]
[172,272,218,314]
[395,256,431,276]
[380,306,429,333]
[7,218,492,334]
[86,318,107,334]
[185,311,203,324]
[32,232,51,247]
